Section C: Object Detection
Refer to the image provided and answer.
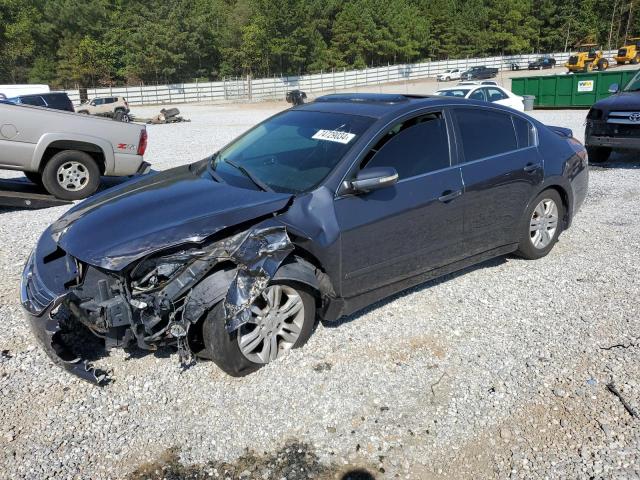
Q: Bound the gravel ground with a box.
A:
[0,104,639,480]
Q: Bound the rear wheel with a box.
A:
[42,150,100,200]
[200,281,316,376]
[587,146,611,163]
[597,58,608,71]
[23,171,43,186]
[515,190,564,260]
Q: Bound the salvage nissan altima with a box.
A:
[21,93,588,384]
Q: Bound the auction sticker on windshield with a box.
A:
[312,129,356,144]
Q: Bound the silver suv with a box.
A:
[0,102,149,200]
[77,97,130,121]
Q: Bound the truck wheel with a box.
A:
[23,171,43,186]
[42,150,100,200]
[586,146,611,164]
[633,54,640,65]
[597,59,608,71]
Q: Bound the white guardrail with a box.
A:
[64,50,618,106]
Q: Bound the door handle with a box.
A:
[438,189,462,203]
[523,163,541,173]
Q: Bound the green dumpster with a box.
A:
[511,69,639,108]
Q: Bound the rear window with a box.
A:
[454,108,518,161]
[43,93,72,110]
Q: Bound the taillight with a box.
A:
[137,129,147,156]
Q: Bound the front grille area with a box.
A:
[589,120,640,137]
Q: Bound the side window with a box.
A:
[486,88,507,102]
[363,112,450,179]
[94,98,104,105]
[21,96,46,106]
[454,108,517,162]
[469,89,485,101]
[513,116,536,148]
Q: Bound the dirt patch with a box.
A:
[128,440,377,480]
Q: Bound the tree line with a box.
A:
[0,0,636,88]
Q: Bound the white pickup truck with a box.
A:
[0,102,150,200]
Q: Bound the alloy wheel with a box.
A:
[529,198,559,249]
[237,285,305,364]
[56,161,89,191]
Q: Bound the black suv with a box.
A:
[7,92,74,112]
[585,70,640,163]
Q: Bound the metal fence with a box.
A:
[65,50,618,106]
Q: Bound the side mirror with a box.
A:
[349,167,398,193]
[608,83,619,94]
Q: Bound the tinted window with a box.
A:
[485,88,507,102]
[513,116,535,148]
[469,89,485,101]
[455,108,517,161]
[42,93,72,110]
[213,110,374,194]
[19,96,46,106]
[364,113,450,178]
[437,89,469,97]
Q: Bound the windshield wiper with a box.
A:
[206,154,226,183]
[222,158,273,192]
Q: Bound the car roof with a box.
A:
[296,93,445,119]
[295,93,494,119]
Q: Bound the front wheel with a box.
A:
[515,190,564,260]
[200,282,316,376]
[42,150,101,200]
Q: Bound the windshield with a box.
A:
[436,89,470,97]
[212,110,374,194]
[624,70,640,92]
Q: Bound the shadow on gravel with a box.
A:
[589,151,640,171]
[127,440,377,480]
[324,256,507,329]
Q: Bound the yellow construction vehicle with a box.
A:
[614,37,640,65]
[565,44,609,72]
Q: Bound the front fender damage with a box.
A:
[52,226,294,385]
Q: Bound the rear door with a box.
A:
[335,109,465,297]
[452,107,543,255]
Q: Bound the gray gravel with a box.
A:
[0,104,639,479]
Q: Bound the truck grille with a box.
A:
[22,255,58,314]
[607,111,640,125]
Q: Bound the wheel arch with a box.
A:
[33,134,112,174]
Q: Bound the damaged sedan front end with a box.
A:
[22,225,295,385]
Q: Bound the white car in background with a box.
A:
[435,83,525,111]
[436,69,462,82]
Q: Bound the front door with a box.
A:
[334,110,465,298]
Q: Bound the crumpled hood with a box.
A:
[51,165,292,271]
[594,92,640,112]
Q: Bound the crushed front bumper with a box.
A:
[20,240,107,385]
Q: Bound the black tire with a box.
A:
[200,281,316,377]
[597,59,608,71]
[23,171,43,186]
[41,150,100,200]
[113,110,130,122]
[633,54,640,65]
[515,189,564,260]
[586,146,611,163]
[77,110,89,114]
